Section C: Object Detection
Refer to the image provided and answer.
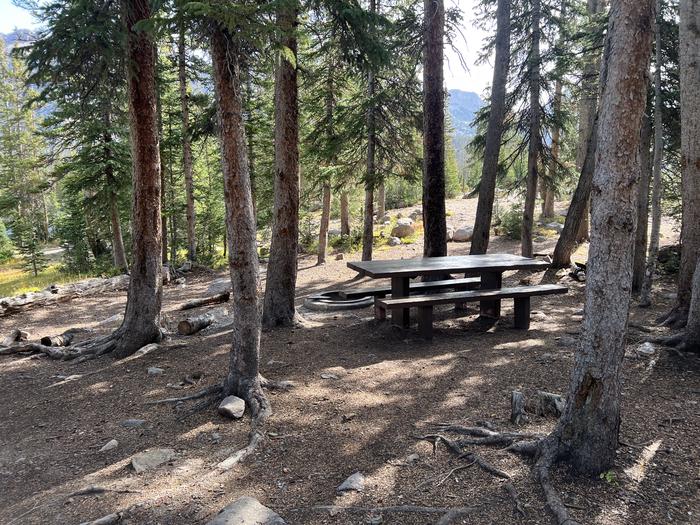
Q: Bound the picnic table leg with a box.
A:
[374,294,387,321]
[391,276,410,328]
[480,271,502,319]
[514,297,531,329]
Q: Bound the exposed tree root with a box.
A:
[657,306,688,329]
[650,333,700,354]
[418,424,580,525]
[296,504,477,523]
[144,384,224,405]
[504,482,527,518]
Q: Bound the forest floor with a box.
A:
[0,197,698,525]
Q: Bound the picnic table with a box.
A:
[347,254,550,328]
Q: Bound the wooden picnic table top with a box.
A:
[347,254,550,279]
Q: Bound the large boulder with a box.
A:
[391,218,415,239]
[207,497,286,525]
[453,227,474,243]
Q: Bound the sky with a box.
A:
[0,0,494,95]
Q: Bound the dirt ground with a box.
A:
[1,197,698,525]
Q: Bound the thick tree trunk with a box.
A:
[521,0,541,258]
[340,192,350,235]
[179,19,196,262]
[640,7,664,307]
[157,87,168,265]
[263,4,300,328]
[632,113,652,293]
[674,0,700,320]
[112,0,164,358]
[317,183,331,265]
[546,0,653,474]
[422,0,447,258]
[470,0,510,255]
[542,75,563,220]
[682,259,700,350]
[210,22,268,419]
[551,0,603,266]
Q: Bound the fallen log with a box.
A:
[180,291,230,311]
[534,391,565,418]
[177,309,227,336]
[41,331,76,347]
[0,342,65,359]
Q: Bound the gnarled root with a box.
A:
[657,306,688,329]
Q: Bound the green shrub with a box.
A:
[329,229,363,252]
[497,205,523,240]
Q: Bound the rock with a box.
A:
[99,439,118,452]
[328,229,342,237]
[531,311,548,322]
[446,228,454,242]
[534,236,547,243]
[341,413,357,423]
[391,218,415,239]
[320,372,338,380]
[637,342,656,356]
[557,336,578,348]
[546,222,563,233]
[409,209,422,221]
[207,497,286,525]
[387,237,401,247]
[406,453,420,464]
[218,396,245,419]
[211,432,221,444]
[453,227,474,243]
[207,277,231,295]
[147,367,164,376]
[337,472,365,493]
[335,253,344,261]
[131,448,175,473]
[178,260,193,272]
[120,419,146,428]
[379,215,391,224]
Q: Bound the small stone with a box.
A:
[207,496,286,525]
[341,413,357,423]
[453,227,474,242]
[147,367,164,376]
[218,396,245,419]
[120,419,146,428]
[387,237,401,247]
[320,373,338,380]
[406,453,420,464]
[558,336,577,348]
[335,253,344,261]
[337,472,365,493]
[637,342,656,356]
[211,432,221,444]
[446,228,454,242]
[131,448,175,473]
[99,439,118,452]
[546,222,564,233]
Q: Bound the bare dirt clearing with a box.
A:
[1,198,697,525]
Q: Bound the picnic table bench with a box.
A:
[346,254,566,339]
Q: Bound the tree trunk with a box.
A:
[674,0,700,321]
[210,22,268,419]
[317,182,331,265]
[376,181,385,220]
[546,0,653,474]
[362,0,378,262]
[157,86,168,265]
[112,0,164,358]
[179,17,196,262]
[422,0,447,258]
[470,0,510,255]
[340,191,350,235]
[682,259,700,350]
[521,0,541,258]
[543,73,563,220]
[632,113,652,293]
[103,110,128,273]
[551,0,603,267]
[640,6,664,307]
[263,4,300,329]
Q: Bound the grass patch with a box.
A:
[0,260,94,297]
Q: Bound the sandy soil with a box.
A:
[0,197,697,525]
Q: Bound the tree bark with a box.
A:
[340,191,350,235]
[543,72,563,220]
[157,85,168,265]
[111,0,164,358]
[521,0,541,258]
[551,0,603,267]
[376,181,385,220]
[640,5,664,307]
[179,17,196,262]
[546,0,653,475]
[682,259,700,350]
[103,110,128,273]
[674,0,700,320]
[317,182,331,265]
[632,112,652,294]
[470,0,510,255]
[362,0,378,262]
[422,0,447,258]
[263,3,300,328]
[210,21,268,418]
